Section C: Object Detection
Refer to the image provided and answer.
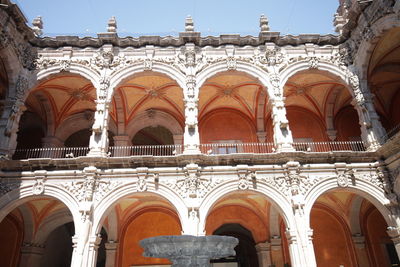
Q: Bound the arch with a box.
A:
[125,109,184,141]
[355,14,400,79]
[55,111,95,142]
[92,182,187,235]
[280,61,354,98]
[196,61,274,99]
[36,64,101,94]
[0,47,22,99]
[0,184,80,226]
[348,195,364,235]
[304,177,392,226]
[34,209,73,244]
[199,180,295,232]
[108,63,186,102]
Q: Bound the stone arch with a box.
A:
[55,111,95,142]
[304,177,392,227]
[92,182,187,235]
[199,180,295,233]
[196,61,274,100]
[125,109,184,142]
[108,63,186,102]
[355,13,400,80]
[348,195,364,235]
[0,184,80,225]
[280,61,354,98]
[34,209,73,244]
[36,64,101,95]
[0,46,22,99]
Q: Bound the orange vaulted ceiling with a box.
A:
[284,71,352,119]
[112,72,184,125]
[199,71,267,122]
[26,74,96,128]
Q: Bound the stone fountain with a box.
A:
[140,235,239,267]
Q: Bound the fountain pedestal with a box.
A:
[140,235,238,267]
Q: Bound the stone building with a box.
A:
[0,0,400,266]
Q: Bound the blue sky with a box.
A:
[16,0,339,37]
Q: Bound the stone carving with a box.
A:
[184,100,198,129]
[237,167,256,190]
[0,180,19,196]
[186,75,196,98]
[5,75,29,137]
[91,50,118,69]
[136,168,148,192]
[144,58,153,70]
[308,57,319,69]
[0,29,10,50]
[99,76,110,100]
[226,56,237,70]
[269,74,282,97]
[162,165,222,199]
[16,43,37,70]
[59,60,71,72]
[263,47,284,66]
[335,163,354,187]
[32,179,45,195]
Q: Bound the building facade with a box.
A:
[1,0,400,266]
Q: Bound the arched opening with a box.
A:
[40,222,74,267]
[284,69,362,150]
[310,190,399,267]
[132,125,174,145]
[368,27,400,136]
[198,71,271,153]
[212,223,258,267]
[205,191,290,267]
[14,73,96,155]
[65,128,92,147]
[111,71,184,148]
[0,197,75,267]
[95,192,182,267]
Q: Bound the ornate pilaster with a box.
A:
[0,74,29,156]
[88,83,111,157]
[285,161,316,267]
[255,242,272,267]
[269,96,294,152]
[182,43,201,154]
[387,226,400,260]
[349,75,385,151]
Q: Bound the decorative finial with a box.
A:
[107,16,117,33]
[32,16,43,36]
[185,16,194,32]
[259,14,270,32]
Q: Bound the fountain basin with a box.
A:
[140,235,238,267]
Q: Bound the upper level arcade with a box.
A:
[0,0,398,164]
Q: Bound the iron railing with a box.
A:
[11,141,367,159]
[13,147,90,160]
[109,145,183,157]
[292,141,366,152]
[199,142,275,154]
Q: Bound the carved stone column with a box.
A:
[183,98,200,154]
[255,242,272,267]
[269,98,294,152]
[350,78,385,151]
[387,226,400,261]
[286,228,316,267]
[104,242,118,267]
[19,243,45,267]
[88,99,110,157]
[352,234,370,267]
[0,75,29,156]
